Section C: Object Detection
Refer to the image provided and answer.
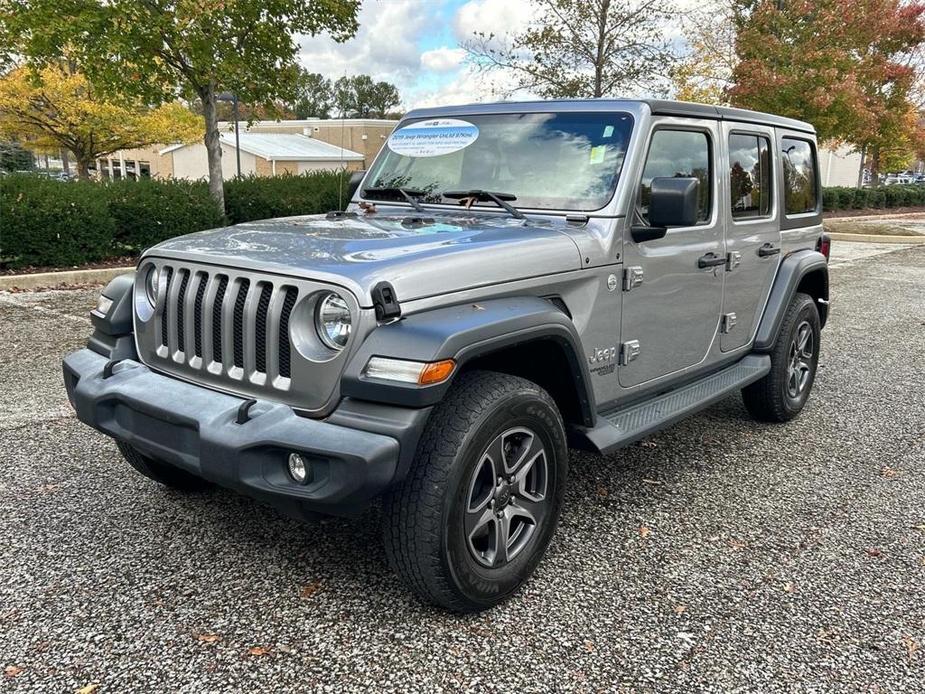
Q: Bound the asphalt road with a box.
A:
[1,243,923,693]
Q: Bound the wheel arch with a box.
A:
[754,250,829,352]
[340,296,596,427]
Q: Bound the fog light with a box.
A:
[94,294,113,316]
[288,453,312,484]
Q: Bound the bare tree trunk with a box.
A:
[856,144,866,189]
[593,0,611,97]
[75,156,91,180]
[869,146,881,188]
[61,149,70,176]
[200,85,226,216]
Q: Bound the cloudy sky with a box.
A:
[296,0,561,110]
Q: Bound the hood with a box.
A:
[145,212,583,305]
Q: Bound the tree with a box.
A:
[0,140,34,172]
[332,75,402,118]
[1,0,360,213]
[368,81,401,118]
[462,0,676,98]
[293,71,334,119]
[0,63,200,178]
[672,0,737,105]
[729,0,925,182]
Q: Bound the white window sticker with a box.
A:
[387,118,479,158]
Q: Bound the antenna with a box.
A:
[338,69,347,210]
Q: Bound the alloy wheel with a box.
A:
[787,320,814,399]
[464,427,550,568]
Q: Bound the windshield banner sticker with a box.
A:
[387,119,479,158]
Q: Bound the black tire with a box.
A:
[382,370,568,612]
[742,292,821,422]
[116,441,212,492]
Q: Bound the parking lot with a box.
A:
[1,243,923,693]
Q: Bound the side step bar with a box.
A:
[578,354,771,456]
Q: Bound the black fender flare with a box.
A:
[341,296,596,424]
[87,272,138,361]
[754,250,828,352]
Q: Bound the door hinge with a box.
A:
[722,312,737,334]
[619,340,640,365]
[726,251,741,271]
[623,266,644,292]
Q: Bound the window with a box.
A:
[729,133,771,218]
[640,129,711,225]
[782,138,818,215]
[365,112,634,211]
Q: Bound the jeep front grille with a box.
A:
[149,264,299,389]
[135,259,360,414]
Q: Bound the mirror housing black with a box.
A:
[346,170,366,201]
[631,177,700,243]
[648,176,700,228]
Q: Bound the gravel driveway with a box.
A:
[1,244,923,693]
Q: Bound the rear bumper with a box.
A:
[63,348,416,516]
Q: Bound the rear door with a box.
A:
[720,124,781,351]
[619,118,725,387]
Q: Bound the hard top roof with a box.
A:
[403,98,815,135]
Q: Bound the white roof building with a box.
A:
[157,132,365,181]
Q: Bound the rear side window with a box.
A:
[781,138,818,215]
[729,133,771,218]
[640,129,712,225]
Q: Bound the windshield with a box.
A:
[364,112,634,212]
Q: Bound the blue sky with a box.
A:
[296,0,537,109]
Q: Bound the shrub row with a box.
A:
[0,170,350,268]
[821,184,925,212]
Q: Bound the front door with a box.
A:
[720,124,781,351]
[619,120,725,388]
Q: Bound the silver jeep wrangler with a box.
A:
[64,100,830,611]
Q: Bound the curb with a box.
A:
[0,266,134,291]
[827,233,925,244]
[825,211,925,222]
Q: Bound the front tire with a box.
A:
[743,292,821,422]
[382,371,568,612]
[116,441,212,492]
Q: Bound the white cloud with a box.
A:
[296,0,426,89]
[454,0,533,43]
[420,47,467,73]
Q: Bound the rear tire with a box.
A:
[382,370,568,612]
[116,441,212,492]
[743,292,821,422]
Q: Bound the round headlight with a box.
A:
[315,292,352,350]
[144,266,160,306]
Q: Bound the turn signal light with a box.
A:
[419,359,456,385]
[364,357,456,385]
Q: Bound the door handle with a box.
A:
[758,243,781,257]
[697,252,726,269]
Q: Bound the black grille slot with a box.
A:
[254,284,272,373]
[160,267,174,347]
[212,275,228,362]
[278,287,298,378]
[232,279,250,369]
[193,273,207,358]
[175,270,189,351]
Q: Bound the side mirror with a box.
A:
[631,177,700,243]
[346,170,366,201]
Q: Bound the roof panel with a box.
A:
[218,132,364,161]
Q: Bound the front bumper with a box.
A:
[63,348,404,516]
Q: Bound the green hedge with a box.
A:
[224,170,350,224]
[822,184,925,212]
[0,171,350,268]
[0,174,115,267]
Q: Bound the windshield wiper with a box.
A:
[443,190,526,219]
[362,186,427,213]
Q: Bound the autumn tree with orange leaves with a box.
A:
[729,0,925,181]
